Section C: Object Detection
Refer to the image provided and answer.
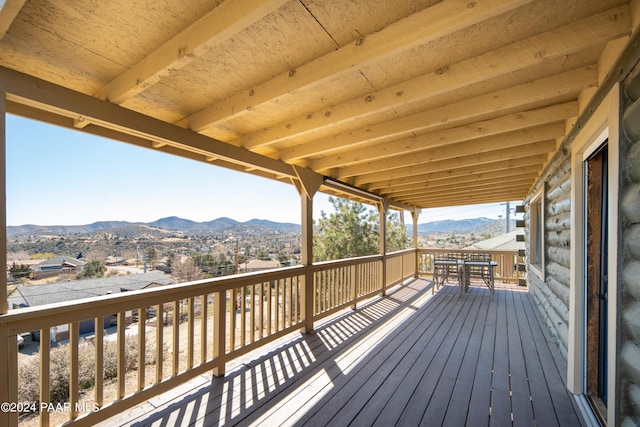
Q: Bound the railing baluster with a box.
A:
[250,285,256,343]
[201,294,207,364]
[5,329,17,427]
[267,282,272,335]
[95,317,103,407]
[213,290,226,377]
[240,286,246,346]
[275,280,280,331]
[259,283,265,339]
[172,300,179,375]
[138,307,146,390]
[351,264,357,309]
[292,278,298,324]
[155,304,163,382]
[70,321,79,419]
[284,278,289,328]
[40,327,50,427]
[229,289,236,351]
[117,312,125,399]
[187,297,194,370]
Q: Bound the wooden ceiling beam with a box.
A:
[397,178,533,202]
[98,0,288,104]
[281,66,595,162]
[0,0,26,40]
[379,171,539,197]
[0,65,301,180]
[364,155,547,190]
[404,190,528,208]
[239,6,626,150]
[330,122,564,178]
[353,145,551,185]
[309,103,575,171]
[183,0,531,132]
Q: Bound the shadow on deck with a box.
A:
[101,279,585,426]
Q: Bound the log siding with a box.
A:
[527,157,572,360]
[620,60,640,424]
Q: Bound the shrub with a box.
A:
[18,334,163,408]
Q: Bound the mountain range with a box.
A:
[6,216,301,237]
[7,216,500,237]
[405,218,496,234]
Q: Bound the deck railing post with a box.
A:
[297,174,318,334]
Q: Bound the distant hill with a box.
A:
[406,218,496,234]
[7,216,300,237]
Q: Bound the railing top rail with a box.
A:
[0,265,305,333]
[386,248,416,257]
[311,254,383,270]
[3,248,416,334]
[417,248,519,256]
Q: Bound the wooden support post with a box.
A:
[412,208,420,278]
[292,165,323,334]
[379,200,388,296]
[1,92,7,315]
[0,93,8,427]
[301,193,315,333]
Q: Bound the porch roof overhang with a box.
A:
[0,0,637,210]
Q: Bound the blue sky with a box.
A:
[5,114,516,226]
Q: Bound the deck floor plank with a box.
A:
[506,288,536,426]
[489,287,512,427]
[367,288,473,427]
[411,288,485,426]
[512,289,560,427]
[98,279,585,427]
[293,284,457,426]
[441,287,491,427]
[517,288,585,427]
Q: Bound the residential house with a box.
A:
[238,259,282,273]
[1,1,640,425]
[12,272,174,339]
[29,256,86,279]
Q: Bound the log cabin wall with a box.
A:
[526,156,572,360]
[620,59,640,424]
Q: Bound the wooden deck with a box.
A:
[101,279,586,427]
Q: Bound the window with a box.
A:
[529,188,545,278]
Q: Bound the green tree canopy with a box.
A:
[9,262,30,280]
[313,197,408,262]
[81,259,105,278]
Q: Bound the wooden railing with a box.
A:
[0,247,514,426]
[0,266,308,427]
[417,248,523,284]
[0,252,417,427]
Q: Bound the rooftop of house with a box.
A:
[11,271,174,308]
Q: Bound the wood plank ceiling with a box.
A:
[0,0,634,210]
